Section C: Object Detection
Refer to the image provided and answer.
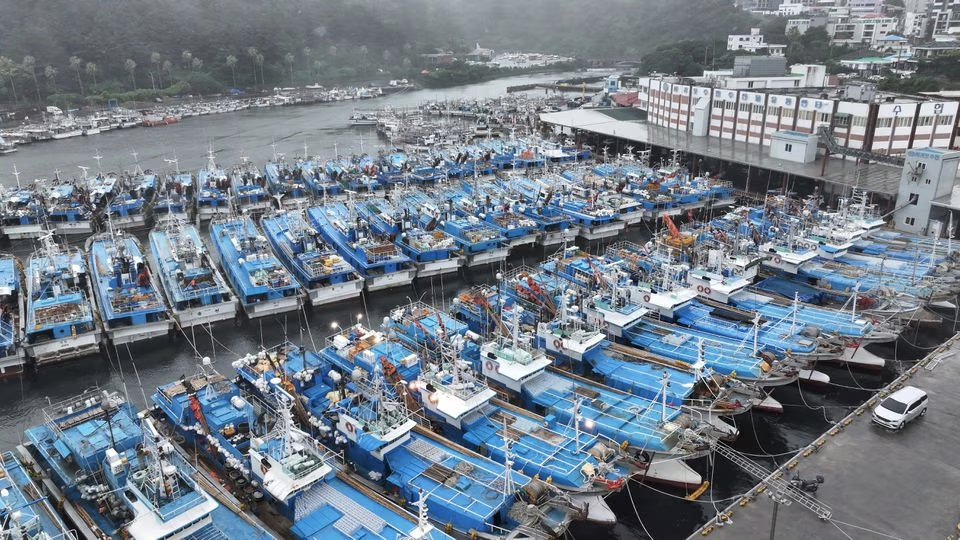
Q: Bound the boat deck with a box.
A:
[692,333,960,540]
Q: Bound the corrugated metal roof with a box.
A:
[541,109,905,195]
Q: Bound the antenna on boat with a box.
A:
[164,155,180,175]
[271,142,278,162]
[501,415,515,499]
[11,164,20,189]
[93,150,103,175]
[752,312,761,356]
[413,488,431,536]
[77,165,89,181]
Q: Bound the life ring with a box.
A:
[485,360,495,371]
[643,294,651,303]
[773,256,782,264]
[553,339,563,350]
[704,286,711,295]
[696,285,704,293]
[345,422,355,434]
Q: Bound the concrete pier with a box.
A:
[690,333,960,540]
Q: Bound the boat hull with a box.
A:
[173,299,240,328]
[307,279,365,306]
[108,213,149,229]
[106,319,172,345]
[540,228,579,247]
[242,295,301,318]
[2,223,44,240]
[414,257,462,278]
[198,206,230,220]
[26,331,101,365]
[577,221,625,241]
[54,221,94,235]
[366,268,417,292]
[0,352,25,379]
[505,233,539,248]
[465,247,509,267]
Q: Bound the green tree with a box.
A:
[246,47,259,85]
[284,52,295,84]
[44,64,57,94]
[226,54,238,88]
[70,55,84,95]
[22,55,40,102]
[0,56,20,102]
[124,58,137,89]
[84,62,97,92]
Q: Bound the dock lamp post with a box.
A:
[768,490,791,540]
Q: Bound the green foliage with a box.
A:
[0,0,755,104]
[877,76,941,93]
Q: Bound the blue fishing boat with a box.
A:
[308,202,416,291]
[440,216,509,267]
[0,253,23,378]
[196,151,232,220]
[260,209,364,306]
[0,450,77,539]
[152,361,451,540]
[22,388,275,540]
[264,159,311,208]
[0,168,44,240]
[284,337,581,537]
[458,179,541,247]
[230,158,272,214]
[24,234,101,366]
[86,230,172,344]
[44,182,96,236]
[386,193,463,277]
[148,219,238,328]
[153,171,192,224]
[497,175,578,246]
[209,215,302,318]
[106,167,157,229]
[296,158,342,199]
[412,327,627,514]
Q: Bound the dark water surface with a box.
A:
[0,71,953,539]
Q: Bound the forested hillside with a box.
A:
[0,0,755,103]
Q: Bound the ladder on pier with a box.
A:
[714,442,832,520]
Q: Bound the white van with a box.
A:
[872,386,928,430]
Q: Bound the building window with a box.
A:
[852,116,868,127]
[938,114,953,124]
[784,143,793,152]
[798,110,813,121]
[740,102,750,112]
[781,108,794,118]
[818,112,830,123]
[909,193,919,205]
[748,81,755,88]
[726,101,735,110]
[877,117,893,128]
[926,178,932,184]
[895,116,912,127]
[905,217,916,226]
[767,106,780,116]
[917,116,933,127]
[753,104,765,114]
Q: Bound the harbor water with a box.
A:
[0,72,953,539]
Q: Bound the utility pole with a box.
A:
[768,490,791,540]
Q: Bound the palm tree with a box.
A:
[0,56,20,102]
[70,55,84,95]
[22,55,40,102]
[84,62,97,92]
[191,57,203,71]
[44,65,58,94]
[226,54,238,88]
[161,60,172,85]
[246,47,259,85]
[181,50,192,70]
[124,58,137,89]
[284,52,295,84]
[150,52,162,87]
[255,53,265,86]
[302,46,312,78]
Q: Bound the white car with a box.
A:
[872,386,928,430]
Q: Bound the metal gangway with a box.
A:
[713,442,832,521]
